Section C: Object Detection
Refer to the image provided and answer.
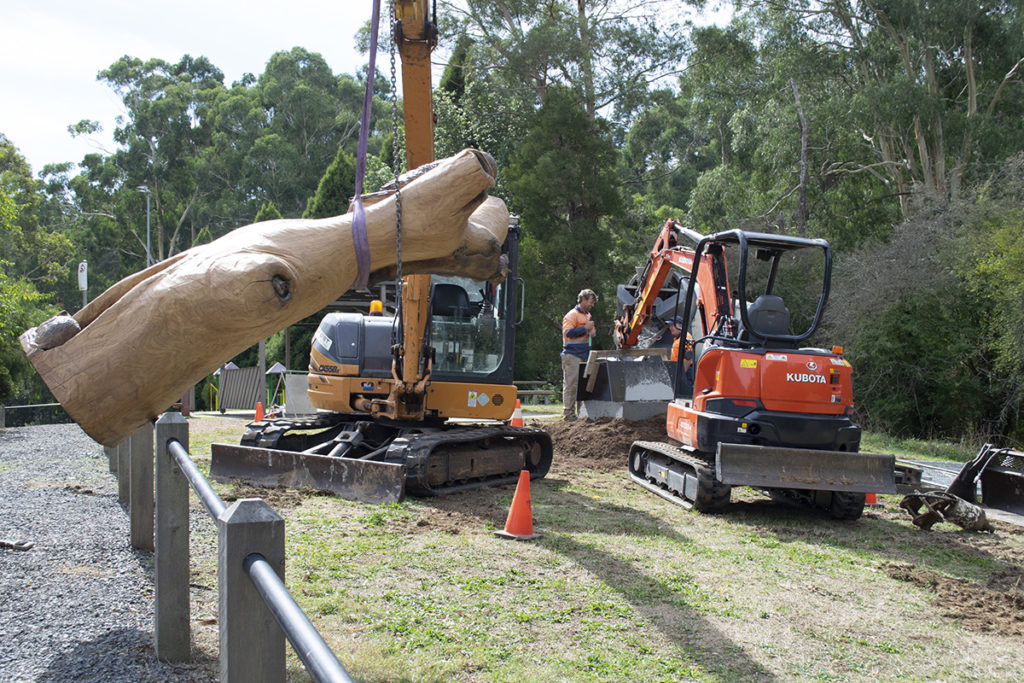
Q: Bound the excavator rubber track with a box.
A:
[629,439,878,520]
[628,440,731,512]
[210,413,553,503]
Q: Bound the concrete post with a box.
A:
[117,440,130,505]
[218,499,286,683]
[129,421,155,551]
[155,412,191,662]
[105,445,117,473]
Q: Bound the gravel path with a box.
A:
[0,423,217,682]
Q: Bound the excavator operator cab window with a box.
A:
[429,276,506,375]
[431,283,473,320]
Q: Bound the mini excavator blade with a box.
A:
[210,443,406,504]
[716,443,897,494]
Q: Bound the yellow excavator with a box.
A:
[209,0,552,503]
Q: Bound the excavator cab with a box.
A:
[428,275,514,383]
[302,218,522,421]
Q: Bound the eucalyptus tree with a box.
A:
[674,18,901,247]
[0,138,63,400]
[433,1,695,377]
[98,55,226,261]
[447,0,691,123]
[0,134,76,288]
[746,0,1024,215]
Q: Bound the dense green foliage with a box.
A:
[3,1,1023,443]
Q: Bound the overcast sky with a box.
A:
[3,2,730,176]
[1,0,374,174]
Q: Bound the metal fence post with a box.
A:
[130,421,155,551]
[155,412,191,662]
[117,440,130,505]
[218,499,286,683]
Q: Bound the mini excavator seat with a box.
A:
[431,283,472,320]
[738,294,794,348]
[748,294,790,336]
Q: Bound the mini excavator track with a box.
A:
[629,439,874,520]
[211,413,553,503]
[628,440,731,512]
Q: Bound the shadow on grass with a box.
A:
[451,476,779,682]
[718,493,1024,582]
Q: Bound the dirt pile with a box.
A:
[883,562,1024,637]
[534,416,667,468]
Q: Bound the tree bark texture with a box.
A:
[20,149,509,446]
[791,78,808,237]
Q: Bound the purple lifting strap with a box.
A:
[350,0,381,290]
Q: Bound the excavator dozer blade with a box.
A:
[210,443,406,504]
[716,443,897,494]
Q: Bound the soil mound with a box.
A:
[534,416,667,468]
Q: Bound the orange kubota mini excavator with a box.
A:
[612,220,896,520]
[209,0,552,503]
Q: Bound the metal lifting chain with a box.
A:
[389,0,403,303]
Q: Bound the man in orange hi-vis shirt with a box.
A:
[560,289,598,421]
[667,316,685,361]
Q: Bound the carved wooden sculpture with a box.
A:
[21,149,509,446]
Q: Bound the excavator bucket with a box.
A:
[716,443,897,494]
[210,443,406,504]
[576,350,674,421]
[946,444,1024,515]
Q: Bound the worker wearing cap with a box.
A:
[667,315,696,393]
[561,289,598,421]
[667,316,685,361]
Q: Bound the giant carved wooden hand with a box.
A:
[21,149,509,446]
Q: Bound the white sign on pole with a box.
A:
[77,261,88,291]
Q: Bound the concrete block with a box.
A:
[218,498,286,683]
[129,422,155,551]
[155,412,190,662]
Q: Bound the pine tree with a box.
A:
[303,147,356,219]
[254,201,282,222]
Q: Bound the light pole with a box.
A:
[137,185,152,267]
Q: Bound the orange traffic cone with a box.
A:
[254,401,264,422]
[865,493,877,505]
[510,399,524,427]
[495,470,539,540]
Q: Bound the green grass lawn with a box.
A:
[182,415,1022,682]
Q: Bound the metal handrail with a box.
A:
[167,439,226,518]
[1,402,62,409]
[244,554,354,683]
[163,437,351,682]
